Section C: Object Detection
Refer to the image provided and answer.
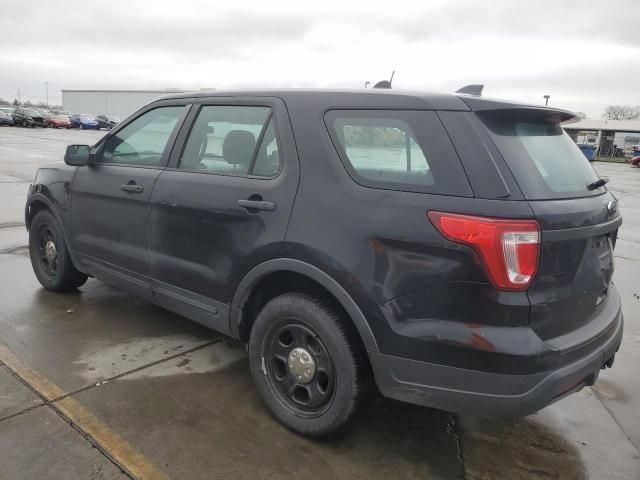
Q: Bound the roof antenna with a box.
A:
[374,70,395,89]
[455,84,484,96]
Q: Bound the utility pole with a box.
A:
[45,82,49,106]
[543,94,550,106]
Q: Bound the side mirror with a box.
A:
[64,144,92,166]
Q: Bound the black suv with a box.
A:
[95,114,121,130]
[25,90,623,437]
[13,107,47,127]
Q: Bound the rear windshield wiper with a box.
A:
[587,178,609,190]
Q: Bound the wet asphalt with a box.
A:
[0,126,638,479]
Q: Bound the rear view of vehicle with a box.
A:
[24,90,624,438]
[281,92,623,432]
[340,98,624,418]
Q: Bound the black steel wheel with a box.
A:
[249,293,372,437]
[263,320,336,416]
[29,210,88,291]
[36,223,59,277]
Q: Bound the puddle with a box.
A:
[460,416,586,480]
[123,340,246,380]
[73,334,216,381]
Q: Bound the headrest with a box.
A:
[223,130,256,166]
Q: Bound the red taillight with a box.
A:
[427,211,540,292]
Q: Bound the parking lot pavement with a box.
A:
[0,126,639,479]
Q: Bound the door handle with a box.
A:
[237,199,276,212]
[121,183,144,194]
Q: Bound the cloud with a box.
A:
[0,0,638,117]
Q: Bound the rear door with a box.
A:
[148,98,299,332]
[475,109,621,340]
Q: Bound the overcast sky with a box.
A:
[1,0,638,117]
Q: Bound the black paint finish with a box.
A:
[25,89,623,416]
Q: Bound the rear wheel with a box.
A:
[29,210,88,291]
[249,293,372,437]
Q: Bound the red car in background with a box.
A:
[48,115,71,129]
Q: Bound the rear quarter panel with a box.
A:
[283,99,536,363]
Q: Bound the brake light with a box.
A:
[427,211,540,291]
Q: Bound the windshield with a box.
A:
[80,115,95,121]
[479,113,602,199]
[25,109,40,116]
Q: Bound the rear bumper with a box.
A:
[371,305,623,417]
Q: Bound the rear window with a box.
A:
[479,112,602,199]
[325,110,472,196]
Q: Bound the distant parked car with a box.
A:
[70,114,99,130]
[12,107,47,127]
[95,114,121,130]
[48,114,71,129]
[630,156,640,167]
[0,110,13,126]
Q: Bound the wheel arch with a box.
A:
[230,259,379,353]
[26,193,84,273]
[25,194,60,230]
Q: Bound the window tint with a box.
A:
[179,106,280,177]
[326,110,473,196]
[100,106,184,167]
[335,117,433,187]
[479,112,602,199]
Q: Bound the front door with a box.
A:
[69,104,187,297]
[148,100,299,333]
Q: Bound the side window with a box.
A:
[325,110,473,196]
[333,117,433,187]
[99,106,185,167]
[178,106,280,177]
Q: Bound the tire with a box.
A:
[29,210,88,292]
[249,293,372,437]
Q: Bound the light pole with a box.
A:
[543,94,550,106]
[45,82,49,106]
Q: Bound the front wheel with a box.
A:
[249,293,372,437]
[29,210,88,292]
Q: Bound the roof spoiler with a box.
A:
[455,84,484,96]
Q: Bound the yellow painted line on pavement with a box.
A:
[0,346,65,401]
[0,346,171,480]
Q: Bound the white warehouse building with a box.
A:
[61,89,190,120]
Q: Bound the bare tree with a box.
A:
[603,105,640,121]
